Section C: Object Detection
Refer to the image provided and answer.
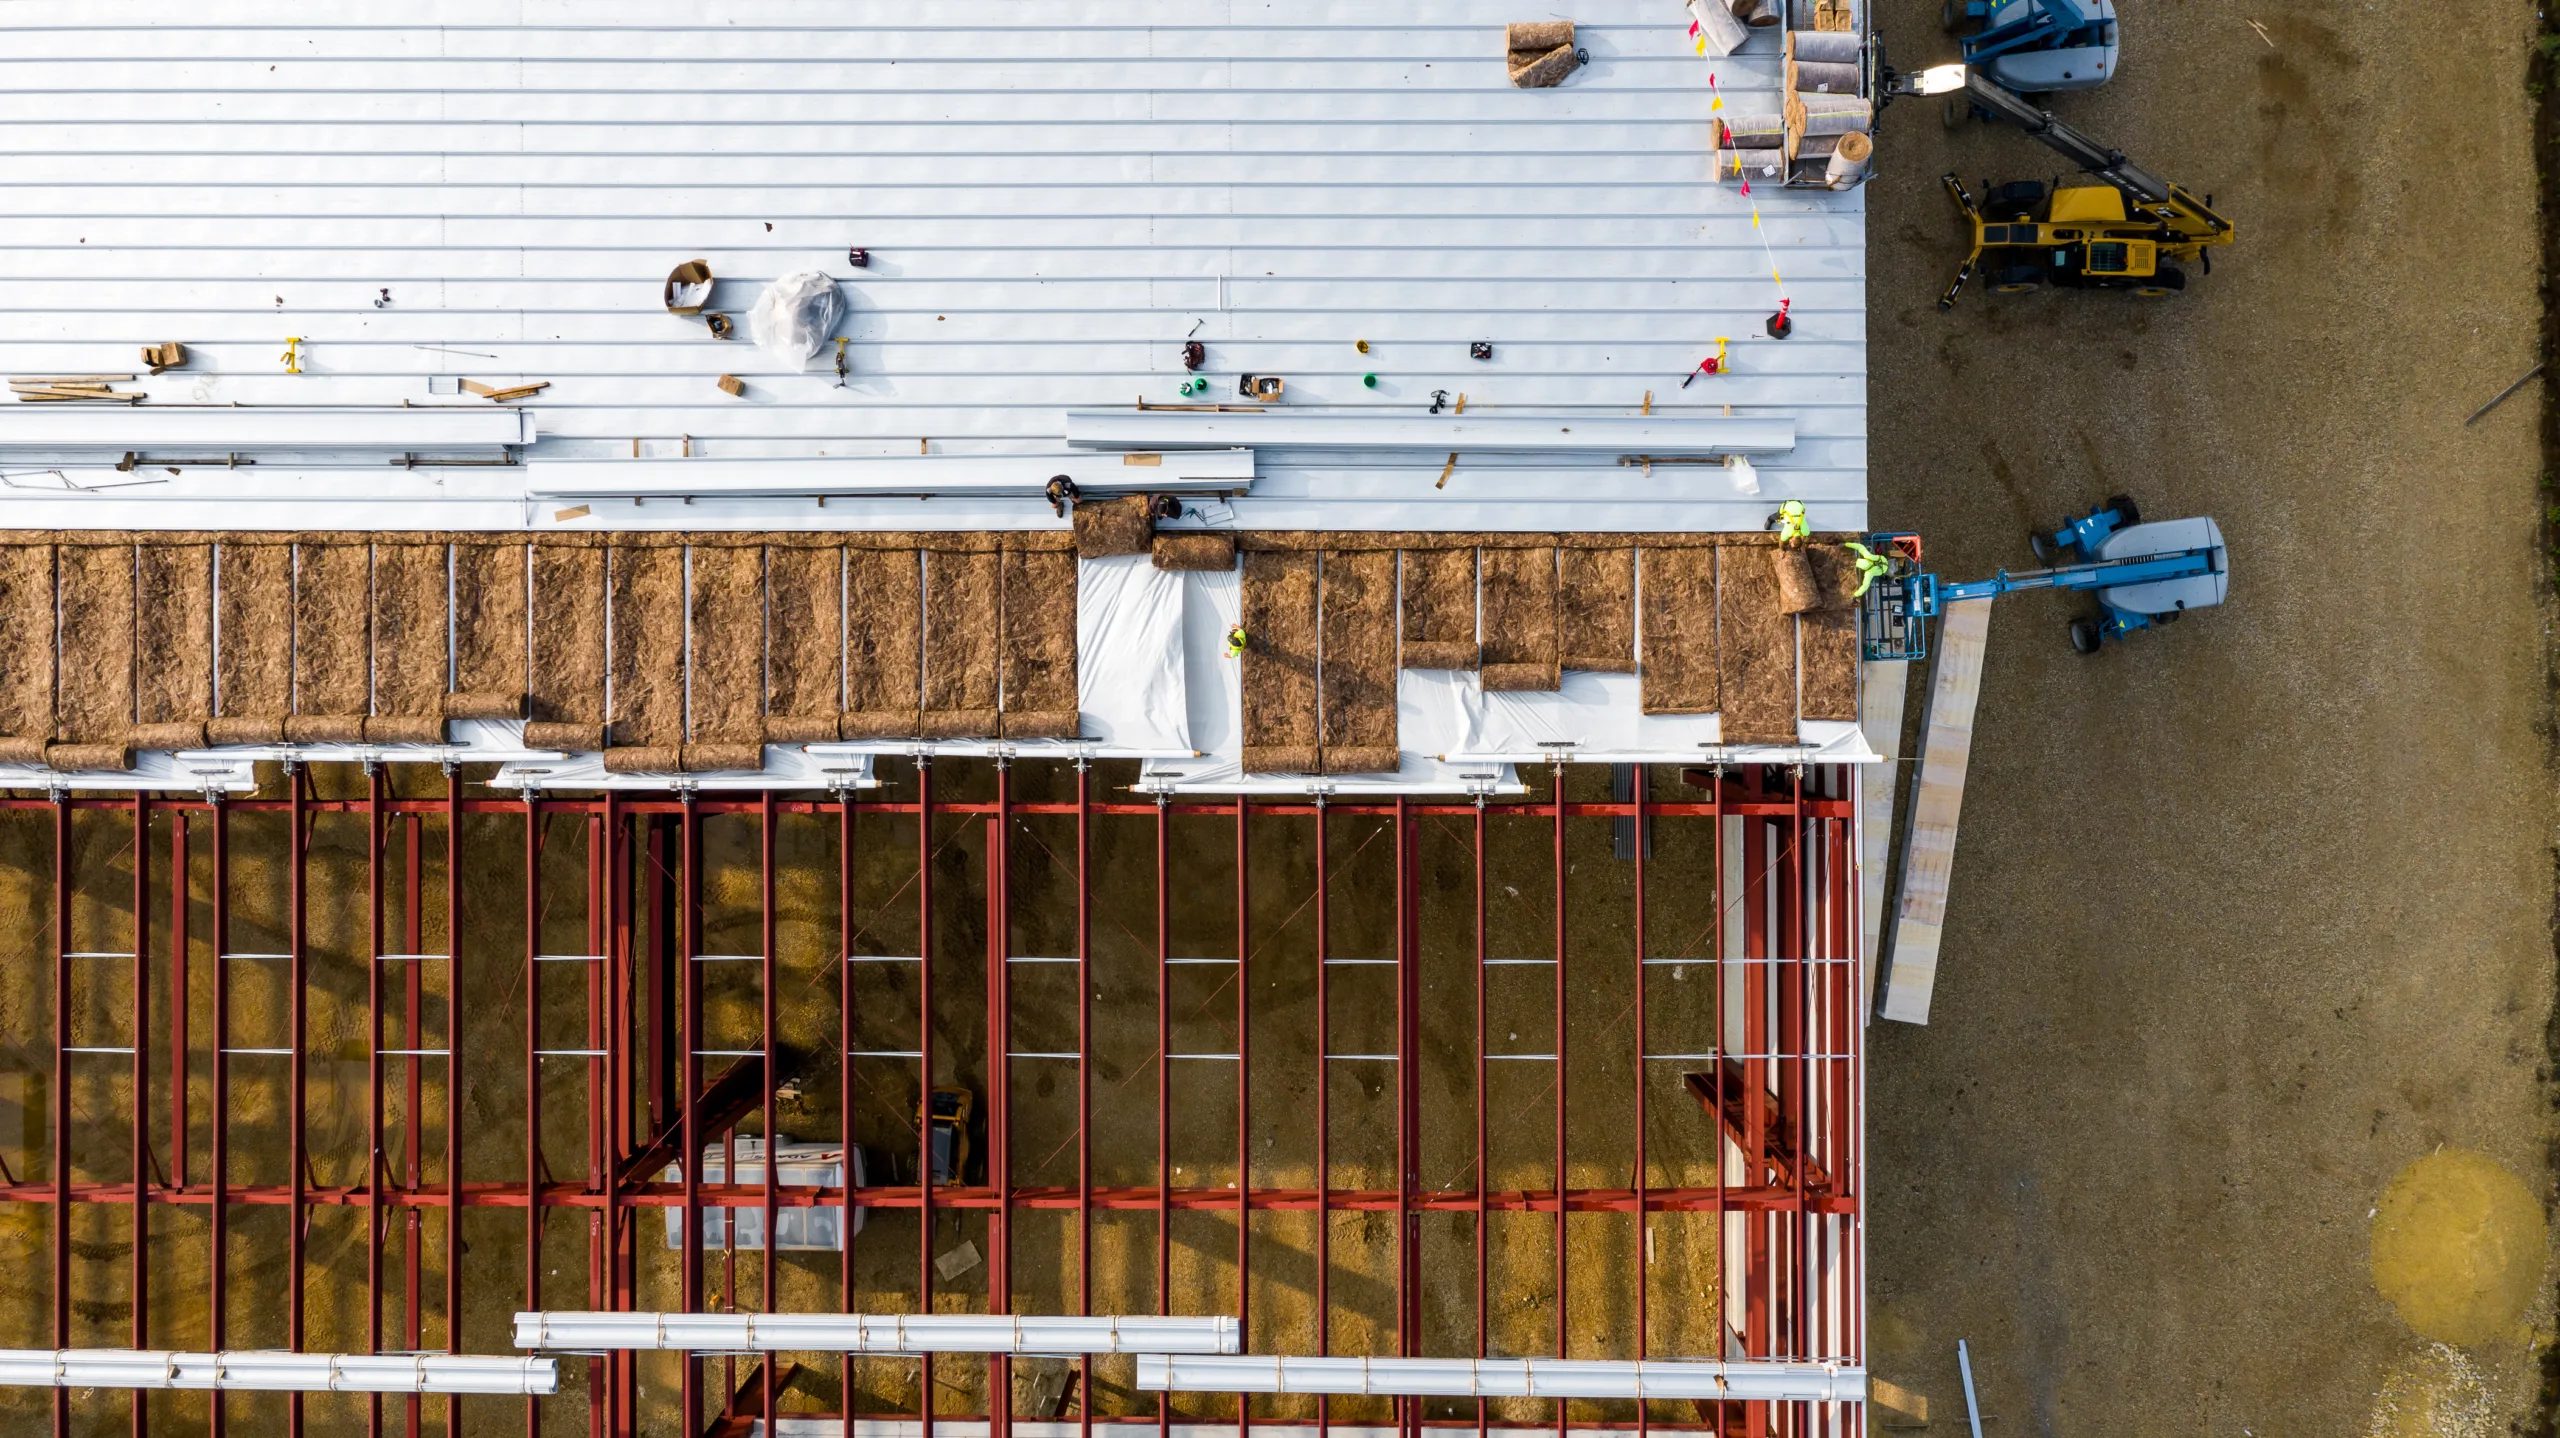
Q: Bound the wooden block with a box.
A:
[717,374,746,397]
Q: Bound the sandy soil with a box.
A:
[1858,0,2559,1428]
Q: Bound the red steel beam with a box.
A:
[917,760,936,1438]
[1632,765,1648,1438]
[130,789,151,1438]
[989,771,1013,1438]
[840,787,858,1438]
[1077,760,1095,1438]
[210,795,229,1438]
[1551,768,1568,1437]
[367,769,386,1438]
[681,796,704,1435]
[1154,793,1169,1438]
[290,771,308,1438]
[1313,800,1329,1438]
[51,794,69,1438]
[1234,793,1250,1438]
[526,794,544,1438]
[446,771,466,1438]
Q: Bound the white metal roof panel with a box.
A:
[0,1,1866,533]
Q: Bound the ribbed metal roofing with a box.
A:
[0,2,1866,534]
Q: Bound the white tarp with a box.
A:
[1138,571,1519,796]
[1436,670,1881,765]
[1074,555,1190,755]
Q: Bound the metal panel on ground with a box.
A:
[1880,598,1992,1025]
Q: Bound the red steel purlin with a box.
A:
[8,764,1862,1438]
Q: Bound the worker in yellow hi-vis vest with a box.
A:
[1225,624,1248,659]
[1770,498,1810,548]
[1843,540,1891,598]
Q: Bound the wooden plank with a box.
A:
[607,544,685,748]
[1857,660,1909,1017]
[1879,597,1992,1026]
[1318,549,1397,772]
[686,544,764,744]
[1637,547,1717,715]
[1715,543,1795,746]
[54,542,132,744]
[1240,549,1319,772]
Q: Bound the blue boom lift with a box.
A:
[1942,0,2119,94]
[1861,500,2229,657]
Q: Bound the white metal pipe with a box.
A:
[1135,1355,1864,1405]
[1063,411,1796,456]
[525,448,1255,499]
[0,1349,557,1395]
[514,1312,1241,1355]
[0,407,533,451]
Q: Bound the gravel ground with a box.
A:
[1858,0,2559,1430]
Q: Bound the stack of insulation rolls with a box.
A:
[1712,30,1874,189]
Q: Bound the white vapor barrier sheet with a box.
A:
[1137,1355,1865,1403]
[0,1350,556,1395]
[514,1313,1239,1355]
[0,750,258,795]
[1435,670,1880,764]
[1137,569,1518,795]
[1075,556,1191,755]
[491,746,878,793]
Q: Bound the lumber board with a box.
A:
[1716,543,1795,745]
[687,543,764,744]
[1858,659,1910,1016]
[1637,547,1717,715]
[1879,597,1991,1026]
[1240,549,1319,772]
[54,542,133,744]
[1318,548,1397,772]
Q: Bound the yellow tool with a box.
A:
[1932,71,2233,310]
[834,337,851,388]
[280,337,304,374]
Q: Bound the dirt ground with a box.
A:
[1859,0,2559,1430]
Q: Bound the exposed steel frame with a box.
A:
[3,761,1861,1438]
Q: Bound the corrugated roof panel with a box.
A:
[0,2,1865,532]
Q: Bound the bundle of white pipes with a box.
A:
[514,1312,1242,1355]
[1137,1355,1867,1405]
[0,1350,558,1395]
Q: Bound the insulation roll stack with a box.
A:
[1825,129,1873,188]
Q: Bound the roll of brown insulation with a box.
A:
[680,743,765,772]
[363,715,445,745]
[1827,130,1874,186]
[128,723,205,751]
[46,743,131,772]
[603,746,684,774]
[525,722,607,751]
[1773,548,1822,615]
[442,690,524,720]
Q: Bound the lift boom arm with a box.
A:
[1962,71,2232,241]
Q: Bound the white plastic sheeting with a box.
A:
[1075,556,1191,756]
[747,271,843,367]
[1136,570,1519,796]
[1433,670,1879,765]
[491,745,877,793]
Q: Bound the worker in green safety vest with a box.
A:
[1225,624,1248,659]
[1770,498,1810,547]
[1843,541,1891,598]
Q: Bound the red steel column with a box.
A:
[129,791,151,1438]
[404,810,426,1438]
[366,771,386,1438]
[209,795,229,1438]
[445,771,464,1438]
[50,794,69,1438]
[761,789,780,1429]
[169,809,188,1195]
[1471,796,1487,1438]
[289,773,308,1438]
[680,795,703,1436]
[916,760,936,1438]
[1153,793,1170,1438]
[989,771,1013,1438]
[1076,761,1093,1438]
[1312,800,1329,1438]
[1394,795,1418,1438]
[1550,765,1568,1438]
[840,785,857,1438]
[1233,795,1250,1438]
[524,795,543,1438]
[1632,765,1649,1438]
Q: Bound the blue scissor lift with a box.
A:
[1862,502,2230,658]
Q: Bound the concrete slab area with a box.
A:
[1863,0,2557,1431]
